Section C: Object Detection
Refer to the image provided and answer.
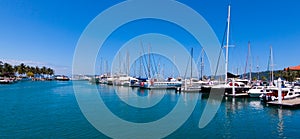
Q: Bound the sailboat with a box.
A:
[139,44,182,89]
[202,5,251,96]
[181,48,204,92]
[248,46,275,97]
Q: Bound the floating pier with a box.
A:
[267,98,300,107]
[226,93,249,97]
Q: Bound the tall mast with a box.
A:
[139,52,142,78]
[148,44,151,78]
[172,56,175,78]
[270,45,274,85]
[244,41,252,81]
[100,57,103,75]
[200,48,204,80]
[126,51,130,75]
[225,5,231,82]
[190,48,193,80]
[249,42,252,81]
[268,45,274,85]
[118,52,121,74]
[256,57,260,80]
[105,60,109,76]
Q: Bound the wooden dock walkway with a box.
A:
[267,98,300,107]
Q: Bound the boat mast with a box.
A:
[148,44,151,79]
[200,48,204,80]
[100,57,103,75]
[191,48,193,80]
[270,45,274,85]
[244,41,252,81]
[127,51,130,76]
[118,52,121,74]
[249,42,252,82]
[172,56,175,78]
[105,60,108,76]
[225,5,231,82]
[139,52,142,78]
[256,57,260,80]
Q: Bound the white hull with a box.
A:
[140,81,182,89]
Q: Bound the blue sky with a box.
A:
[0,0,300,76]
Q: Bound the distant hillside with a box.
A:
[242,70,300,81]
[242,70,279,80]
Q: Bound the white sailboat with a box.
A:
[181,48,202,92]
[139,44,182,89]
[204,5,251,96]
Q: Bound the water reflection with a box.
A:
[248,100,264,110]
[93,85,300,138]
[92,86,199,138]
[112,86,166,108]
[224,97,249,114]
[277,108,284,138]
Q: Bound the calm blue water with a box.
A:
[1,81,300,138]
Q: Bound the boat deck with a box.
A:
[267,97,300,107]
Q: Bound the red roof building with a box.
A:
[284,65,300,71]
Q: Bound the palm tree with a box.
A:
[13,65,19,76]
[47,68,54,75]
[35,66,40,75]
[41,66,47,75]
[252,77,257,81]
[30,66,35,73]
[18,63,26,75]
[0,61,3,75]
[261,76,267,81]
[2,63,14,77]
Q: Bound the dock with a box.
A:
[267,98,300,107]
[225,93,249,97]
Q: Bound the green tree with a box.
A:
[41,66,47,75]
[17,63,26,75]
[252,77,257,81]
[261,76,267,81]
[2,63,14,77]
[35,66,40,74]
[47,68,54,75]
[0,61,3,75]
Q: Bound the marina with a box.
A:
[1,0,300,138]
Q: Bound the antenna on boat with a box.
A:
[225,4,231,82]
